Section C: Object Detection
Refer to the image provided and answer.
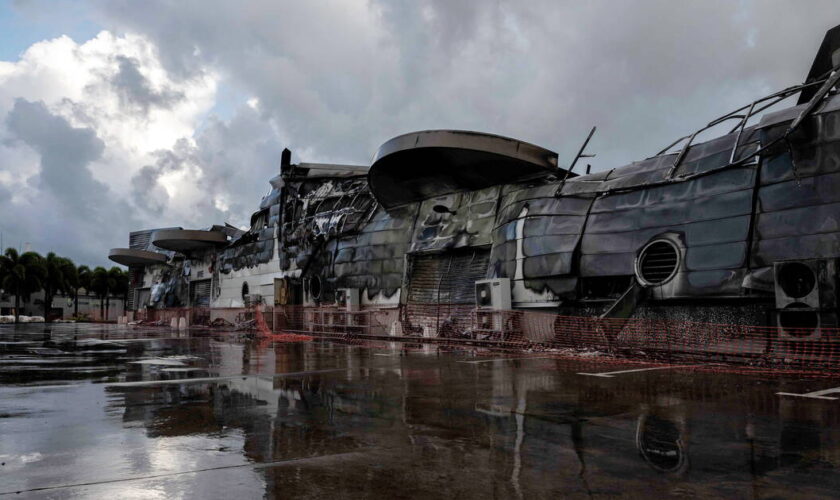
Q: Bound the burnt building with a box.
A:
[110,25,840,347]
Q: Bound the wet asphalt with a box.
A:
[1,323,840,499]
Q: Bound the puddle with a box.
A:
[1,322,839,498]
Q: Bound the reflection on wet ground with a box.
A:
[2,323,840,498]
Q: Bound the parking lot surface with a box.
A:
[2,323,840,498]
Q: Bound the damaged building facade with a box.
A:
[110,25,840,346]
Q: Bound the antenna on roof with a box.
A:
[562,126,597,183]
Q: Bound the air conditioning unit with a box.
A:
[773,259,839,340]
[774,259,837,309]
[336,288,360,311]
[475,278,511,310]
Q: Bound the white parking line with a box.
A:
[777,387,840,400]
[459,356,556,365]
[577,365,703,378]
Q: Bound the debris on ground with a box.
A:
[210,318,234,328]
[234,319,256,331]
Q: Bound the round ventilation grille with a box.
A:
[636,240,680,285]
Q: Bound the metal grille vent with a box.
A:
[637,240,679,285]
[129,230,152,250]
[190,279,212,307]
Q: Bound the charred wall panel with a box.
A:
[753,107,840,267]
[331,204,415,299]
[578,166,756,297]
[219,202,276,273]
[278,178,373,273]
[489,181,592,302]
[410,187,499,253]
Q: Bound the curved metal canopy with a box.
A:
[151,229,228,252]
[108,248,168,266]
[369,130,564,209]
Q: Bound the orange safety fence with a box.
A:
[129,303,840,377]
[266,303,840,377]
[254,304,313,342]
[132,305,314,342]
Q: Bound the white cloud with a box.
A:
[0,32,217,189]
[0,30,274,265]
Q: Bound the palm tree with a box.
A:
[76,265,92,317]
[60,258,78,319]
[0,248,46,322]
[110,268,130,312]
[105,267,124,320]
[42,252,76,321]
[90,267,109,320]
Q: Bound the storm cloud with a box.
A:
[111,55,185,114]
[1,98,140,264]
[0,1,838,266]
[6,98,105,209]
[95,0,840,167]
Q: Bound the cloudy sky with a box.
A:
[0,0,837,266]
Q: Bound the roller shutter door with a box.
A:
[408,249,490,305]
[190,279,212,307]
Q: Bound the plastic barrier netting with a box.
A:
[266,304,840,376]
[129,303,840,377]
